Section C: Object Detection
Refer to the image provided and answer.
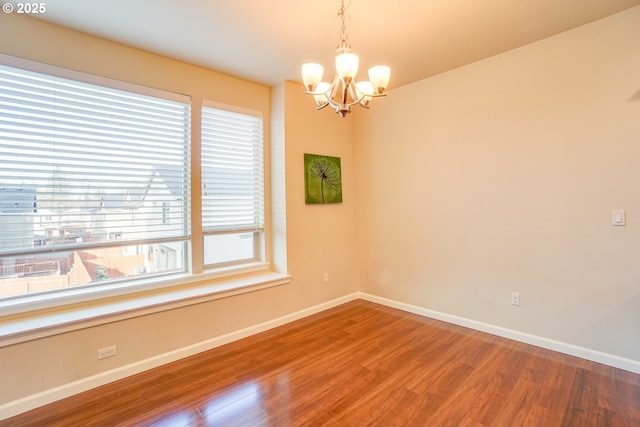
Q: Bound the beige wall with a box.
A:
[0,15,357,405]
[1,4,639,411]
[355,7,640,361]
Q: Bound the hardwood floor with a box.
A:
[3,300,640,426]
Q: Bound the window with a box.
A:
[201,102,264,268]
[0,59,191,299]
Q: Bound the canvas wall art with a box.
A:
[304,153,342,204]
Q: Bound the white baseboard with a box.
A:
[358,292,640,375]
[3,291,639,420]
[0,293,360,421]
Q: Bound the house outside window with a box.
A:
[0,59,192,298]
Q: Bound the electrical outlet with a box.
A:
[510,292,520,306]
[323,272,329,284]
[97,345,117,360]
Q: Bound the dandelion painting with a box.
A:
[304,153,342,204]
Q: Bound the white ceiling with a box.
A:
[8,0,640,89]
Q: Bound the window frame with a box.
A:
[200,100,266,270]
[0,54,281,326]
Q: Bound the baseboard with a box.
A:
[0,293,360,421]
[358,292,640,375]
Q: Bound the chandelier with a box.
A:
[301,0,391,118]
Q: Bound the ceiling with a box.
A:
[7,0,640,89]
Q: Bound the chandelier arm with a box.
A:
[345,98,364,109]
[305,89,385,100]
[329,74,340,99]
[323,81,351,116]
[347,82,361,104]
[325,93,341,110]
[322,83,341,110]
[362,92,387,99]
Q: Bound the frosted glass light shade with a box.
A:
[301,63,324,92]
[368,65,391,94]
[355,81,374,107]
[356,81,374,96]
[312,82,331,107]
[335,53,359,80]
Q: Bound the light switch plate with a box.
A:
[612,210,626,226]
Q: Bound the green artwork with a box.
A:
[304,153,342,204]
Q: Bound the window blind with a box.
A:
[0,63,191,257]
[201,103,264,235]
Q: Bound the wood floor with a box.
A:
[3,300,640,426]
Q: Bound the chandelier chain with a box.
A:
[337,0,351,45]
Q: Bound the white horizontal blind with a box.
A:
[201,103,264,235]
[0,63,191,257]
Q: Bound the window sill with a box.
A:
[0,267,291,348]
